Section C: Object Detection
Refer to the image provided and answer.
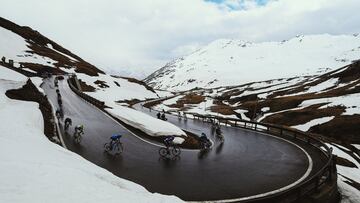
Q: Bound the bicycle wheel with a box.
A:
[74,134,82,144]
[219,135,225,143]
[159,148,168,157]
[104,143,111,152]
[172,146,181,156]
[216,133,224,143]
[64,123,69,131]
[114,143,124,155]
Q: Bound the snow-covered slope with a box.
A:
[0,17,103,76]
[0,66,182,203]
[75,73,158,106]
[145,34,360,91]
[0,26,56,68]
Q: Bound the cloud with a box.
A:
[1,0,360,79]
[206,0,275,10]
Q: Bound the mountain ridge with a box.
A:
[145,34,360,91]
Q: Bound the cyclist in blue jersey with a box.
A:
[110,134,122,149]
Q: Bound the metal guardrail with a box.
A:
[186,112,336,202]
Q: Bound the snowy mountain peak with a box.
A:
[145,34,360,91]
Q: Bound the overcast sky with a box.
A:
[1,0,360,78]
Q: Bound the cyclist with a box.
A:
[183,112,187,120]
[104,134,124,154]
[110,134,122,150]
[215,124,221,135]
[163,136,175,148]
[161,113,167,121]
[215,124,224,142]
[74,124,84,135]
[55,109,61,119]
[58,97,62,106]
[199,133,211,149]
[64,117,72,130]
[72,124,84,143]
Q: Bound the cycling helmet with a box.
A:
[111,134,122,140]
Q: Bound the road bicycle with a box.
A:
[73,131,83,144]
[216,132,225,143]
[215,128,224,143]
[104,139,124,155]
[64,119,72,131]
[159,145,181,158]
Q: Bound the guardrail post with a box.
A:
[244,122,247,128]
[254,123,257,130]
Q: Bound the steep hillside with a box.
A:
[145,34,360,91]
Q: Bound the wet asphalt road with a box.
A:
[42,77,314,201]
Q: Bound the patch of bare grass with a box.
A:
[78,79,96,92]
[309,115,360,143]
[263,104,345,126]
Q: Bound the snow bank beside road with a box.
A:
[108,104,187,138]
[328,144,360,203]
[0,67,183,203]
[75,73,187,139]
